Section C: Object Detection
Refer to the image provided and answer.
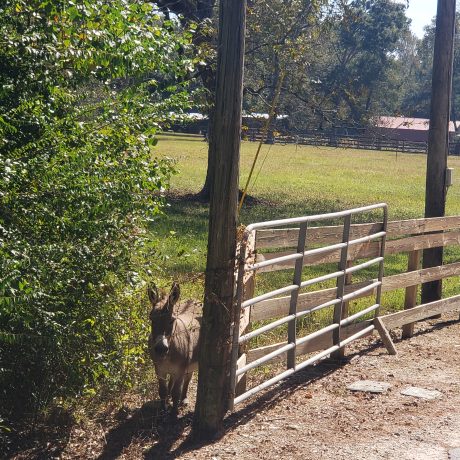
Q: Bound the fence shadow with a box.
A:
[143,357,344,459]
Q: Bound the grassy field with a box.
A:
[148,133,460,326]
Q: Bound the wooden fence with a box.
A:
[229,211,460,408]
[242,128,460,155]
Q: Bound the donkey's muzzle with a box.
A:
[151,335,169,357]
[154,342,169,356]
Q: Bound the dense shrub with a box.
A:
[0,0,196,424]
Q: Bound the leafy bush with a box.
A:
[0,0,196,422]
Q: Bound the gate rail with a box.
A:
[229,203,388,409]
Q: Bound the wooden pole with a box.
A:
[193,0,246,440]
[422,0,456,305]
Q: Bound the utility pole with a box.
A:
[422,0,456,304]
[193,0,246,440]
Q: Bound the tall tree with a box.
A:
[315,0,409,126]
[154,0,217,200]
[401,14,460,125]
[243,0,410,131]
[244,0,328,130]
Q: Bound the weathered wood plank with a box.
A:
[374,317,397,355]
[240,230,256,335]
[255,216,460,250]
[255,231,460,273]
[235,353,247,384]
[250,280,371,322]
[332,215,351,360]
[383,261,460,291]
[246,321,373,364]
[402,250,421,339]
[250,262,460,322]
[239,307,251,336]
[381,294,460,330]
[340,260,354,359]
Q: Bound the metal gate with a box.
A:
[229,203,388,409]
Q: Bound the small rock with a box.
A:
[401,387,443,400]
[286,424,300,430]
[347,380,391,394]
[449,447,460,460]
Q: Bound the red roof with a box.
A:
[375,116,456,132]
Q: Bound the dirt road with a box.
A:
[11,314,460,459]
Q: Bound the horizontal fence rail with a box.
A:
[255,216,460,250]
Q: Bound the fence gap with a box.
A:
[287,222,308,369]
[332,214,351,359]
[402,250,421,339]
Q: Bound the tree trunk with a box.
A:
[197,105,215,201]
[193,0,246,440]
[196,54,217,201]
[422,0,456,304]
[155,0,217,201]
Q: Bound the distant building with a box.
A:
[169,112,288,135]
[373,116,457,143]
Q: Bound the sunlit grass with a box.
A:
[149,133,460,334]
[156,132,460,220]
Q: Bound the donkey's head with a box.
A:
[147,283,180,358]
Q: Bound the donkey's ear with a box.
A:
[147,284,160,306]
[168,283,180,306]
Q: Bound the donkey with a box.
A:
[147,282,201,413]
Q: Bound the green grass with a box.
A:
[149,133,460,330]
[156,132,460,219]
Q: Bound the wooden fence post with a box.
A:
[422,0,456,306]
[332,215,351,360]
[235,230,255,397]
[402,250,421,339]
[337,260,353,359]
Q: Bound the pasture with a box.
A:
[151,133,460,315]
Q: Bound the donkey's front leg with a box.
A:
[167,376,174,400]
[155,365,169,410]
[170,375,184,415]
[181,371,193,406]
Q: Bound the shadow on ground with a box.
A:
[3,406,75,459]
[96,401,190,460]
[104,318,460,459]
[5,318,458,459]
[140,358,343,459]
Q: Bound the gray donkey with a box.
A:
[147,283,201,413]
